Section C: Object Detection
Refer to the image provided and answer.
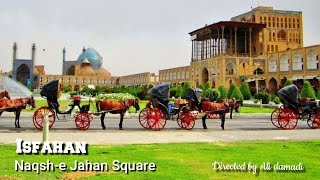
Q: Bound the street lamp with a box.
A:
[255,63,260,94]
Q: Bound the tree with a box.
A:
[203,81,211,92]
[63,86,71,92]
[203,88,220,101]
[227,83,236,98]
[230,87,244,101]
[239,82,251,100]
[317,89,320,100]
[300,81,316,99]
[218,85,228,99]
[284,79,293,87]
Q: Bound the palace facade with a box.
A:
[160,6,319,93]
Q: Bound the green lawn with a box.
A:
[1,140,319,179]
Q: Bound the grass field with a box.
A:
[1,140,319,179]
[23,100,275,114]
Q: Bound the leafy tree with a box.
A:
[63,86,71,92]
[300,81,316,99]
[227,83,236,98]
[218,85,227,99]
[203,81,211,92]
[203,88,220,101]
[284,79,293,87]
[317,89,320,100]
[239,82,251,100]
[230,87,244,101]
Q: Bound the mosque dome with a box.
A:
[77,48,103,70]
[95,68,111,77]
[78,60,95,75]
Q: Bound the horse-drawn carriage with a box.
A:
[0,76,35,128]
[271,84,320,129]
[33,80,93,130]
[138,84,231,130]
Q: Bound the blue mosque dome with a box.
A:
[77,48,103,70]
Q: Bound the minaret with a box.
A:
[30,43,36,88]
[12,42,17,80]
[62,47,66,74]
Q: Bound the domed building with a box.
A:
[6,43,158,91]
[77,48,103,70]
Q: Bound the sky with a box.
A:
[0,0,319,76]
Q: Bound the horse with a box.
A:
[198,100,230,130]
[96,99,140,130]
[217,99,243,119]
[0,96,35,128]
[0,91,10,99]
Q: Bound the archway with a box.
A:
[67,65,75,75]
[74,85,80,91]
[202,68,209,84]
[16,64,31,86]
[268,78,277,93]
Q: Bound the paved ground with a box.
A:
[0,112,319,145]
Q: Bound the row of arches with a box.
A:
[269,50,318,72]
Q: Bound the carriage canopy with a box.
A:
[277,84,299,105]
[186,88,203,101]
[0,75,33,98]
[40,79,62,100]
[148,83,170,102]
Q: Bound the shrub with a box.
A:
[273,96,281,104]
[255,91,270,104]
[230,87,244,101]
[69,91,78,97]
[170,88,177,98]
[227,83,237,98]
[218,85,228,99]
[63,86,71,92]
[284,79,293,87]
[240,82,252,100]
[300,81,316,99]
[254,99,259,104]
[203,88,220,101]
[317,89,320,100]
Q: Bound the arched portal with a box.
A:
[202,68,209,84]
[74,85,80,91]
[268,78,278,93]
[16,64,31,86]
[67,65,75,75]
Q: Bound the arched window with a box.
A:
[307,50,318,70]
[280,54,289,72]
[292,53,303,71]
[268,56,277,72]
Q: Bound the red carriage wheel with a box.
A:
[139,108,150,129]
[271,108,281,128]
[180,112,195,130]
[308,113,320,129]
[33,106,55,131]
[75,113,92,130]
[278,108,298,130]
[176,112,185,128]
[147,108,166,131]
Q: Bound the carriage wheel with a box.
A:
[271,108,281,128]
[278,108,298,130]
[75,113,92,130]
[180,113,195,130]
[33,106,55,131]
[308,113,320,129]
[147,108,166,131]
[139,108,150,129]
[176,112,186,128]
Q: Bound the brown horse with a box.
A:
[0,97,35,128]
[217,99,243,119]
[96,99,140,130]
[0,91,10,99]
[199,100,230,130]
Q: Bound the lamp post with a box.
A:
[255,63,260,95]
